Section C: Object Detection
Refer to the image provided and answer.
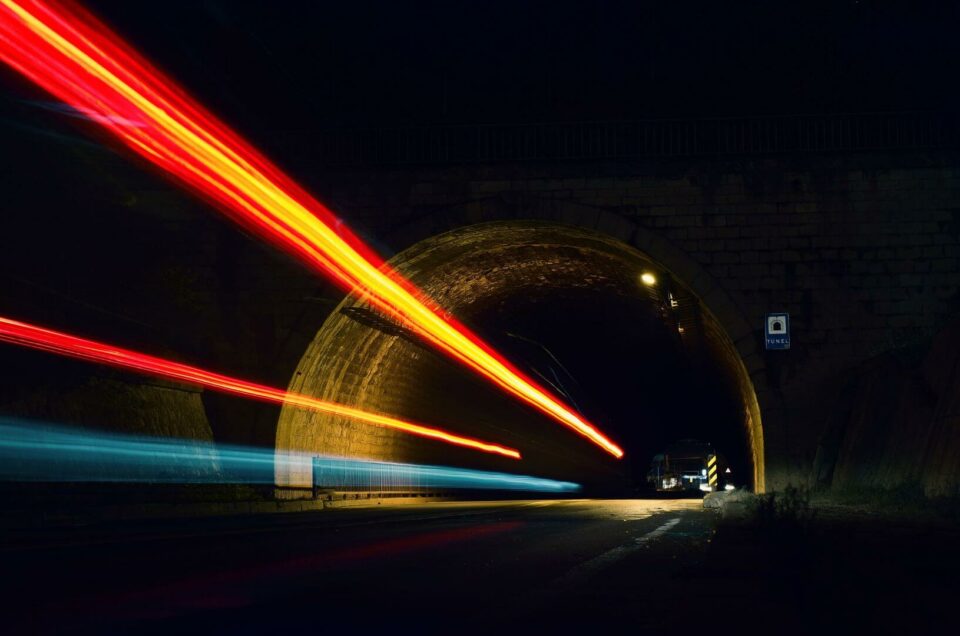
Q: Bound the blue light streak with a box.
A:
[0,418,580,493]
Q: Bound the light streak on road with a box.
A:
[0,0,623,458]
[0,418,579,491]
[0,316,521,459]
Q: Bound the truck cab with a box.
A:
[647,439,730,493]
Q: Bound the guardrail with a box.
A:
[294,112,959,167]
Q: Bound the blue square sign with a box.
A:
[765,313,790,350]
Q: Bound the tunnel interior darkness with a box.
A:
[276,222,762,495]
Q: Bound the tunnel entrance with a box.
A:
[276,222,763,495]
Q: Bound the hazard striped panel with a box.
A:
[707,454,718,488]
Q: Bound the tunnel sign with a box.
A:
[765,313,790,350]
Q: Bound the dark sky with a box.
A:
[79,0,960,131]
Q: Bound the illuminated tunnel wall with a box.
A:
[276,222,764,495]
[0,355,221,482]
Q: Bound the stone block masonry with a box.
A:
[302,152,960,490]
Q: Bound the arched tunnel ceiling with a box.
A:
[276,221,763,493]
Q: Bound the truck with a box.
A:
[647,439,731,493]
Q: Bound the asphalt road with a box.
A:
[3,499,716,633]
[5,497,958,634]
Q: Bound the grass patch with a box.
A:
[822,482,960,522]
[752,485,816,535]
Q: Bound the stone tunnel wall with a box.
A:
[0,371,221,481]
[301,152,960,491]
[817,319,960,498]
[275,223,766,494]
[8,122,959,496]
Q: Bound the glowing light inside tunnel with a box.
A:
[0,0,623,459]
[0,316,521,459]
[640,272,657,286]
[0,418,580,491]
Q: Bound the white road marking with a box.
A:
[556,517,682,587]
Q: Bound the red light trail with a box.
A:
[0,0,623,458]
[0,316,522,460]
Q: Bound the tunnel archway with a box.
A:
[276,221,765,495]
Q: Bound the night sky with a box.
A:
[75,0,960,132]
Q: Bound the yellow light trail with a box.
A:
[0,316,522,459]
[0,0,624,458]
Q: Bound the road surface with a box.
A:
[4,499,717,632]
[3,498,957,633]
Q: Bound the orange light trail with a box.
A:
[0,0,623,458]
[0,316,522,460]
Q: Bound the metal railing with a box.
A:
[294,112,959,167]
